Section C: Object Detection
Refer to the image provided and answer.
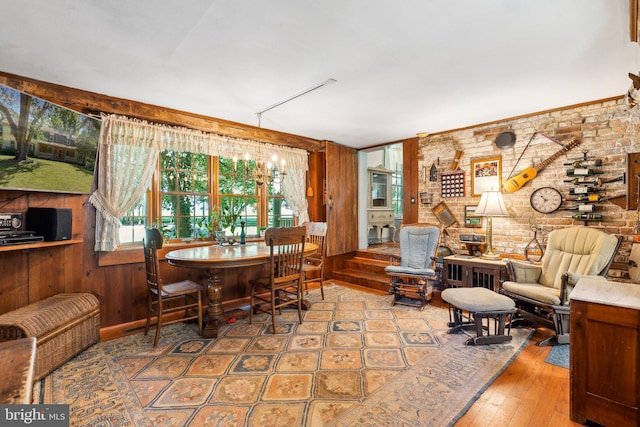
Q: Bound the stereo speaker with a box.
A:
[26,207,72,241]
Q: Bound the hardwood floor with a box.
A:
[454,326,581,427]
[333,281,582,427]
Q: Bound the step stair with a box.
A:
[330,250,394,293]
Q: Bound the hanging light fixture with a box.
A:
[252,152,268,186]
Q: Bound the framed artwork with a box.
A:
[471,156,502,196]
[431,201,458,228]
[464,205,482,228]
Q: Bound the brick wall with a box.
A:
[417,97,638,281]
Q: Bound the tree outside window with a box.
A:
[117,150,296,244]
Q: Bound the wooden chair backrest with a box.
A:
[143,228,164,292]
[264,226,306,284]
[302,221,327,259]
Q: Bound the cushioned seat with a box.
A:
[385,224,440,310]
[501,226,622,346]
[441,287,516,345]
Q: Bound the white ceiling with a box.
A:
[1,0,639,149]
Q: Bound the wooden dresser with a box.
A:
[570,278,640,426]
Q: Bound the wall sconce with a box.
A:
[419,192,433,205]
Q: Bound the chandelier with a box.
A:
[231,151,285,186]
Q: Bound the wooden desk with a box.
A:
[166,242,317,339]
[0,337,36,404]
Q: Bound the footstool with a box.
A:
[441,287,516,345]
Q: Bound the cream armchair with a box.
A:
[501,226,621,346]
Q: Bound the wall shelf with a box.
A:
[0,238,83,253]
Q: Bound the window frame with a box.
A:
[117,151,295,247]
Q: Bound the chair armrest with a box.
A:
[560,272,602,305]
[507,259,542,283]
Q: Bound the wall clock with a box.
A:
[529,186,562,214]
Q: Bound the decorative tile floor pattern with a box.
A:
[35,284,532,426]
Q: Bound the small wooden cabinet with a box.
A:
[367,165,396,243]
[570,278,640,427]
[442,255,506,291]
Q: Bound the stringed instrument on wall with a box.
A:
[504,139,582,193]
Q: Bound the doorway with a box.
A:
[358,143,403,249]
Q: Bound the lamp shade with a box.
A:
[474,191,509,217]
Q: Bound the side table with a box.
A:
[442,255,507,291]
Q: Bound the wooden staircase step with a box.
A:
[330,268,391,293]
[354,250,397,262]
[343,257,390,275]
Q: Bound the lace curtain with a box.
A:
[90,114,309,251]
[89,117,160,251]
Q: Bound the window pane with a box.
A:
[119,195,147,244]
[178,171,193,192]
[160,150,210,240]
[219,196,250,236]
[160,169,177,192]
[268,196,294,227]
[218,156,259,236]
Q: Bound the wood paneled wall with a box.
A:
[0,191,84,314]
[0,73,359,330]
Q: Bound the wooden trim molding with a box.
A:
[632,0,639,43]
[0,70,324,152]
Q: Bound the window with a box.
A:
[268,182,294,227]
[391,166,403,217]
[118,196,147,244]
[159,150,211,240]
[117,150,296,244]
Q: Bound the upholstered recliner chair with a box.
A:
[501,226,622,346]
[385,224,441,310]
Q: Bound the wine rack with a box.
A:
[563,152,622,224]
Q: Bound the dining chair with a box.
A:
[249,226,306,333]
[143,228,203,347]
[301,221,327,300]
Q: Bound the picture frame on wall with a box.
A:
[464,205,482,228]
[471,156,502,196]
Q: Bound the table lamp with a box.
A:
[474,190,509,260]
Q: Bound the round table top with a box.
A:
[166,242,317,269]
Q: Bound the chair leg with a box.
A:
[153,300,162,348]
[297,281,303,324]
[144,294,152,336]
[249,285,255,325]
[271,288,277,334]
[319,277,324,300]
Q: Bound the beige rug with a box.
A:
[35,283,531,426]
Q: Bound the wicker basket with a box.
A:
[0,293,100,381]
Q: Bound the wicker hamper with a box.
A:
[0,293,100,381]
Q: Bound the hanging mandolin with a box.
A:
[504,139,582,193]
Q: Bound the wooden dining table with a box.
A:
[166,241,317,339]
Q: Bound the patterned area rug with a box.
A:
[34,283,532,426]
[544,344,569,369]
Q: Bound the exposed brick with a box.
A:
[417,98,634,281]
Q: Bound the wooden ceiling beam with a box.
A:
[0,71,324,152]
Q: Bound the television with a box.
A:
[0,83,100,194]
